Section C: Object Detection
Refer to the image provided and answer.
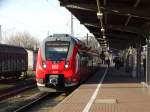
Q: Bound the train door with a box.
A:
[79,52,88,79]
[75,52,80,77]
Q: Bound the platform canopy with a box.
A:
[58,0,150,50]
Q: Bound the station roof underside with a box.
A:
[59,0,150,50]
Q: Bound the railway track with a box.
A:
[14,92,50,112]
[14,92,65,112]
[0,87,68,112]
[0,78,36,101]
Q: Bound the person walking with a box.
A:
[106,58,110,68]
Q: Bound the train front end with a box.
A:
[36,34,79,92]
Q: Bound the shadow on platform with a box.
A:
[85,65,146,85]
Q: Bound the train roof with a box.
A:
[42,34,85,46]
[44,34,75,42]
[0,43,24,48]
[0,44,27,54]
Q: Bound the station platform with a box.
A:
[50,66,150,112]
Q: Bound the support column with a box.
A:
[147,36,150,85]
[136,40,142,82]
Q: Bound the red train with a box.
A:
[36,34,100,92]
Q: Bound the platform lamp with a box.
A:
[101,27,105,32]
[97,12,103,20]
[103,35,106,39]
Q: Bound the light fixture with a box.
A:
[103,35,106,39]
[101,28,105,32]
[97,38,104,40]
[97,12,103,19]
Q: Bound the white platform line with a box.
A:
[82,68,108,112]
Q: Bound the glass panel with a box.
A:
[46,42,69,61]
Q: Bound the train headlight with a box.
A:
[42,61,46,69]
[65,64,69,68]
[65,61,69,69]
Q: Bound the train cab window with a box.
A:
[45,41,69,61]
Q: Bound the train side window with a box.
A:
[78,52,88,67]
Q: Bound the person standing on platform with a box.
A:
[113,57,120,70]
[100,51,105,64]
[106,58,110,68]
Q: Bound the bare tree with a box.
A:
[4,32,39,50]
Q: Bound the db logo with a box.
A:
[52,65,58,69]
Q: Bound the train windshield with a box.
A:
[46,41,69,61]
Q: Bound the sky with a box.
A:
[0,0,91,41]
